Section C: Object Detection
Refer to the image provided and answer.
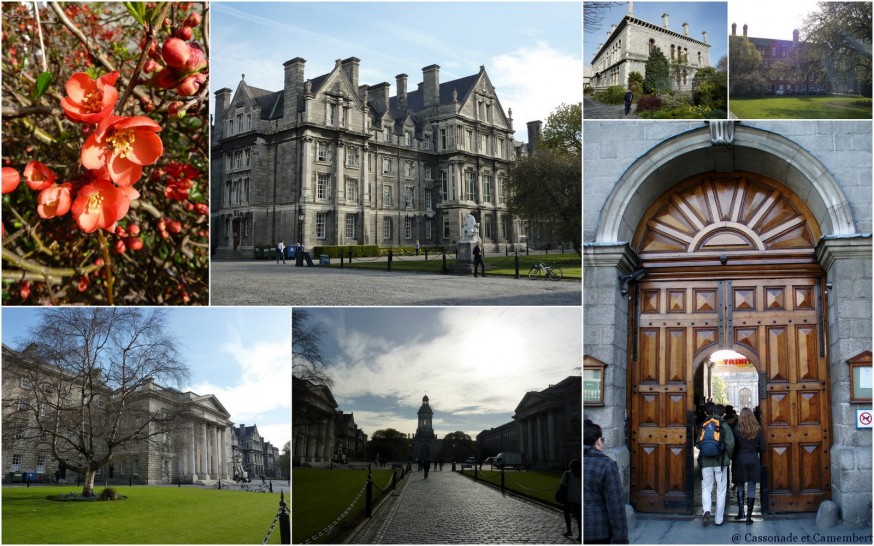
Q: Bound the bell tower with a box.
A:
[411,394,437,461]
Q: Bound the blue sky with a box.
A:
[210,1,582,142]
[2,308,291,449]
[584,1,728,67]
[298,307,582,439]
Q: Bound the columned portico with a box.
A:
[200,422,210,480]
[189,422,198,481]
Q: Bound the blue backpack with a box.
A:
[697,417,725,458]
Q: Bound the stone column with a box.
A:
[212,425,219,477]
[535,413,544,464]
[200,422,209,480]
[527,418,535,463]
[189,422,197,481]
[817,236,873,527]
[547,410,557,464]
[221,427,228,479]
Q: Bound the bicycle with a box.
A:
[213,480,230,491]
[527,260,563,281]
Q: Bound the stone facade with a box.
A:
[336,411,368,461]
[211,57,537,255]
[584,120,872,526]
[476,421,521,460]
[589,3,712,92]
[292,377,367,465]
[512,376,582,469]
[1,344,234,485]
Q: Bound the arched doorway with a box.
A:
[627,172,832,514]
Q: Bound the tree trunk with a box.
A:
[81,468,97,497]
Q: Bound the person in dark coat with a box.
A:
[623,89,634,116]
[734,407,765,524]
[423,458,430,479]
[560,459,582,541]
[473,241,485,277]
[584,420,628,544]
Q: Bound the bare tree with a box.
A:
[584,2,623,33]
[2,308,190,496]
[291,309,332,386]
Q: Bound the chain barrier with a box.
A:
[261,510,282,544]
[303,480,368,544]
[369,471,394,493]
[505,474,558,493]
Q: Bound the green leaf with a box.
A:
[123,2,146,27]
[32,71,52,100]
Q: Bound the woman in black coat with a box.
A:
[733,407,766,525]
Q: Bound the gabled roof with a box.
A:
[388,73,480,113]
[189,393,232,419]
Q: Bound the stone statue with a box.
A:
[460,211,480,242]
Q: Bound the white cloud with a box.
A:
[189,337,291,425]
[327,308,581,419]
[489,42,582,135]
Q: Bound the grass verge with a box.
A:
[2,485,285,544]
[292,469,396,544]
[729,96,872,119]
[457,468,564,507]
[326,254,581,280]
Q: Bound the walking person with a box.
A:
[698,404,734,527]
[583,420,627,544]
[473,241,485,277]
[734,408,766,525]
[415,240,420,256]
[276,240,286,264]
[423,458,430,479]
[623,88,634,116]
[559,459,582,542]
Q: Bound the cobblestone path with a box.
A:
[367,470,575,544]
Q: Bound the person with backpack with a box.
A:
[733,408,766,525]
[697,404,734,527]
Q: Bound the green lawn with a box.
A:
[292,468,396,544]
[326,253,581,280]
[729,95,872,119]
[2,485,285,544]
[458,468,564,507]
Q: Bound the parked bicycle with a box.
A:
[527,260,563,281]
[213,480,230,490]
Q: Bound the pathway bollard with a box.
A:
[365,475,373,518]
[501,467,505,493]
[514,252,520,279]
[388,250,393,271]
[340,253,344,268]
[279,491,290,544]
[348,247,353,264]
[425,248,428,260]
[474,466,478,482]
[442,252,447,274]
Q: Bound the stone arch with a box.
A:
[594,124,856,245]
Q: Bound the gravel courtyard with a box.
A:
[210,261,581,306]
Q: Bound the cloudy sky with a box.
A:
[2,308,291,449]
[584,1,728,66]
[210,1,582,142]
[296,307,582,439]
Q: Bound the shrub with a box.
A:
[659,92,694,110]
[311,245,380,258]
[99,488,118,501]
[627,71,644,95]
[594,85,626,105]
[635,95,662,113]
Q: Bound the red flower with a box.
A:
[77,275,90,292]
[37,183,74,219]
[2,167,20,194]
[60,71,119,124]
[71,179,124,233]
[23,161,56,191]
[80,116,163,187]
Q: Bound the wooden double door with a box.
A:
[628,276,832,513]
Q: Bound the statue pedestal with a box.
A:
[449,241,475,274]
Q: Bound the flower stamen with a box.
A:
[82,89,103,113]
[106,128,136,159]
[86,193,105,214]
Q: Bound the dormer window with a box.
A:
[405,131,412,146]
[384,126,391,143]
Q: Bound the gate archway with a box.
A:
[627,172,832,514]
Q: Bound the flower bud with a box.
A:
[176,73,206,96]
[161,37,191,69]
[154,67,178,89]
[183,45,207,73]
[176,26,193,40]
[184,12,202,28]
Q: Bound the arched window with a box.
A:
[649,39,655,54]
[670,44,675,60]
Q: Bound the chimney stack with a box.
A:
[526,120,542,155]
[662,13,669,28]
[793,29,799,44]
[283,57,306,118]
[422,64,440,109]
[214,88,231,139]
[743,24,748,38]
[732,23,736,36]
[340,57,360,90]
[396,73,408,111]
[702,31,709,44]
[627,0,633,16]
[370,82,391,113]
[683,22,689,36]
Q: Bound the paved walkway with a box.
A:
[629,514,871,544]
[210,262,581,306]
[584,95,638,119]
[359,469,575,544]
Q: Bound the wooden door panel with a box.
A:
[766,326,791,382]
[639,328,660,383]
[666,328,687,383]
[768,445,792,492]
[799,444,824,491]
[795,325,819,381]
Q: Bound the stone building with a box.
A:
[234,424,266,479]
[410,395,437,461]
[589,2,712,92]
[475,421,521,460]
[211,57,537,255]
[584,120,871,525]
[732,24,829,95]
[292,377,368,465]
[2,344,234,485]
